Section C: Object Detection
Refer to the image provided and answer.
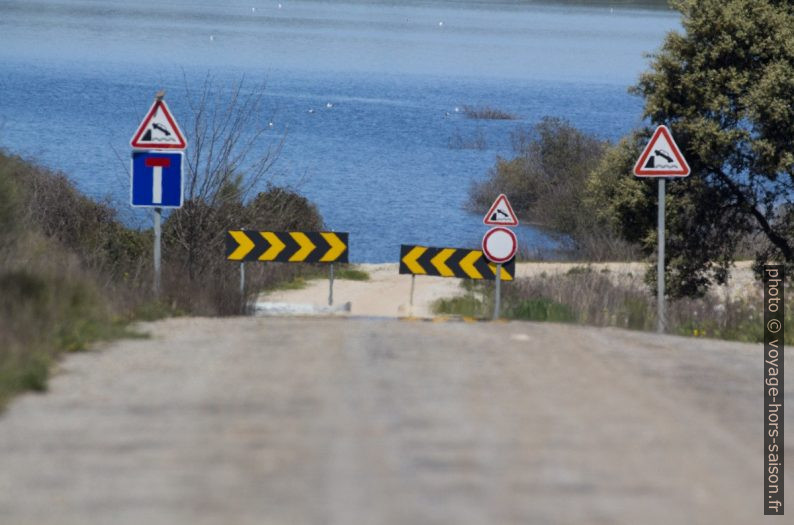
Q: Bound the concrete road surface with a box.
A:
[0,317,788,524]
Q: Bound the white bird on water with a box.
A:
[209,34,214,41]
[326,102,333,108]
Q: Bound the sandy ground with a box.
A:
[263,261,759,318]
[0,317,787,524]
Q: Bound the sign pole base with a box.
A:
[493,263,502,320]
[409,274,416,316]
[240,262,246,313]
[329,264,335,306]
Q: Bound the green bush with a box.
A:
[432,295,484,317]
[0,354,50,397]
[161,185,325,315]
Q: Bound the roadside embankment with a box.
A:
[0,150,323,405]
[263,260,779,343]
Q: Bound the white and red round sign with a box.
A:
[482,226,517,264]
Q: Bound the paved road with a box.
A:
[0,317,788,524]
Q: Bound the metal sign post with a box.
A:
[226,230,349,308]
[240,262,246,309]
[482,226,517,321]
[632,125,690,334]
[657,179,666,333]
[329,264,335,306]
[493,263,502,320]
[481,195,520,320]
[153,207,162,295]
[410,274,416,308]
[131,91,187,300]
[398,244,516,318]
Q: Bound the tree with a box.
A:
[165,75,284,282]
[590,0,794,296]
[159,76,323,314]
[470,118,606,226]
[469,117,636,259]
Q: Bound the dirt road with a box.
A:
[0,316,785,524]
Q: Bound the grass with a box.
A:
[668,296,778,343]
[261,265,370,293]
[0,355,51,399]
[56,317,148,354]
[273,276,312,291]
[431,280,491,317]
[509,298,576,323]
[273,265,370,288]
[131,300,184,322]
[335,267,370,281]
[566,265,594,275]
[0,265,154,408]
[433,269,788,344]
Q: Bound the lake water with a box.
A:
[0,0,679,262]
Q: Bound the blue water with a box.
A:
[0,0,679,262]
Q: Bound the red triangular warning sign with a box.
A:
[483,194,519,226]
[633,125,689,177]
[131,99,187,150]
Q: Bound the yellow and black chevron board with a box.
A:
[399,244,514,281]
[226,231,348,263]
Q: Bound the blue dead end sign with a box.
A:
[131,151,183,208]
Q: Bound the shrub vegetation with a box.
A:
[472,0,794,296]
[616,0,794,296]
[433,269,791,344]
[0,145,323,405]
[0,151,149,405]
[469,117,639,261]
